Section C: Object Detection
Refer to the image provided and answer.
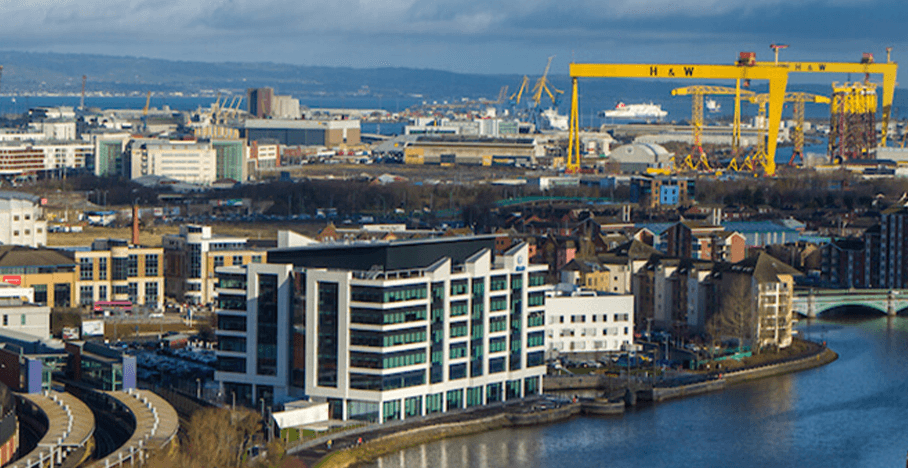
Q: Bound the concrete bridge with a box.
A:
[793,289,908,317]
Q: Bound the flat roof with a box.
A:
[268,235,497,271]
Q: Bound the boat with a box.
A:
[706,99,721,113]
[541,108,568,131]
[600,102,667,121]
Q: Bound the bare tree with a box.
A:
[707,274,754,354]
[149,407,262,468]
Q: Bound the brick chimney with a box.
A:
[132,204,140,245]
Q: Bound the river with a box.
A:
[363,316,908,468]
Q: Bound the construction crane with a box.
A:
[671,85,755,172]
[510,76,530,106]
[566,61,790,175]
[531,56,564,108]
[141,91,152,132]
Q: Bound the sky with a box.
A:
[1,0,906,77]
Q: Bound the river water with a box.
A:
[364,316,908,468]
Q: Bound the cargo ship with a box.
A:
[600,102,667,121]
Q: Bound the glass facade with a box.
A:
[317,282,339,387]
[257,274,278,376]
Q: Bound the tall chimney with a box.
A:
[132,204,140,245]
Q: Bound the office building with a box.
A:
[128,140,217,184]
[216,236,548,422]
[73,239,164,312]
[214,262,294,407]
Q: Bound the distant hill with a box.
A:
[0,50,529,101]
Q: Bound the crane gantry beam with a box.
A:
[751,59,897,146]
[567,62,790,175]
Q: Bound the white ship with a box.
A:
[541,108,568,131]
[600,102,667,121]
[706,98,721,113]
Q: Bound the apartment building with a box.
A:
[73,239,164,312]
[544,288,634,359]
[0,192,47,248]
[163,225,261,305]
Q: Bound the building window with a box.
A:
[32,285,46,305]
[257,274,279,376]
[80,258,93,280]
[112,257,127,281]
[145,254,159,277]
[54,283,70,308]
[145,282,159,305]
[317,282,339,388]
[80,285,93,306]
[232,255,243,266]
[127,254,138,277]
[98,258,107,280]
[98,285,107,301]
[252,255,262,263]
[2,315,6,326]
[213,256,224,268]
[127,283,138,303]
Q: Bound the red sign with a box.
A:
[1,276,21,286]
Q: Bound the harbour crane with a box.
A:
[510,76,529,106]
[496,86,509,105]
[671,85,755,172]
[141,91,152,132]
[531,56,563,108]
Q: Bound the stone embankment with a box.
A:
[310,403,582,468]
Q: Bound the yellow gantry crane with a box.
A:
[510,76,530,105]
[532,56,564,108]
[746,92,830,168]
[671,85,755,172]
[751,53,898,146]
[567,59,790,175]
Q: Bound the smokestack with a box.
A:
[132,204,140,245]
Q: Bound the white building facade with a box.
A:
[545,289,634,358]
[0,192,47,248]
[303,243,547,423]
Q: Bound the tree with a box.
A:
[149,407,262,468]
[706,274,754,354]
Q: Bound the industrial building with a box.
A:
[242,119,360,147]
[607,143,673,173]
[403,135,539,166]
[247,88,301,120]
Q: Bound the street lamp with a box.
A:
[196,378,201,399]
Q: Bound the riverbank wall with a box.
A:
[313,403,582,468]
[309,343,837,467]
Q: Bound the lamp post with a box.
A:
[196,378,201,399]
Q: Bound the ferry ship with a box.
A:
[600,102,667,121]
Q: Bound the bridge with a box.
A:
[792,289,908,317]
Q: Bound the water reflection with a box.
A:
[363,317,908,468]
